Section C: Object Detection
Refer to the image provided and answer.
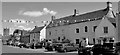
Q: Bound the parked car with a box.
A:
[34,42,43,49]
[56,43,79,52]
[114,42,120,55]
[92,43,119,55]
[13,42,20,46]
[78,47,92,55]
[78,45,93,55]
[45,43,54,51]
[10,42,15,46]
[18,43,26,48]
[52,43,62,51]
[24,43,34,49]
[2,41,7,45]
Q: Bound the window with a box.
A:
[58,37,60,40]
[76,28,79,33]
[93,26,97,32]
[85,26,88,32]
[49,31,51,35]
[104,27,108,33]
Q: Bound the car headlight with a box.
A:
[79,51,83,53]
[87,50,90,51]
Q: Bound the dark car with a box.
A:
[10,42,15,46]
[18,43,26,48]
[92,43,118,55]
[24,43,34,49]
[114,42,120,55]
[45,43,54,51]
[34,43,43,49]
[78,47,92,55]
[102,43,116,55]
[13,42,20,46]
[78,45,93,55]
[56,43,79,52]
[52,43,62,51]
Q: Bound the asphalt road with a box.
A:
[2,45,78,55]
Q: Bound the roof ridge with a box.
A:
[54,7,108,20]
[46,7,109,28]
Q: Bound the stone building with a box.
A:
[46,2,116,44]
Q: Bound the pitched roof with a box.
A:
[46,7,110,28]
[31,26,45,33]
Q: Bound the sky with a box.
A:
[1,0,119,2]
[0,2,2,35]
[2,2,118,34]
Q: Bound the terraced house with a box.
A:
[46,2,116,44]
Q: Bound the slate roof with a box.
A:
[46,7,116,28]
[31,26,45,33]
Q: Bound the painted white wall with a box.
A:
[40,26,46,41]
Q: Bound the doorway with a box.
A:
[76,39,79,44]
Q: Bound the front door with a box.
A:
[76,39,79,44]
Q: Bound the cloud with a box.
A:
[17,26,32,30]
[19,8,57,17]
[23,11,43,17]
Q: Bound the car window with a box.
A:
[58,44,63,46]
[115,42,120,46]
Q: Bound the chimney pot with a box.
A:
[51,16,55,21]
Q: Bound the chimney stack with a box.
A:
[51,16,55,21]
[107,1,112,10]
[74,9,77,16]
[73,9,79,16]
[35,26,38,28]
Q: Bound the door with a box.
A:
[76,39,79,44]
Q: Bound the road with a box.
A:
[2,45,78,55]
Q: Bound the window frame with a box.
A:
[76,28,80,33]
[49,31,51,35]
[93,26,97,32]
[103,26,108,33]
[85,26,88,32]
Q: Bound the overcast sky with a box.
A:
[1,0,119,2]
[0,2,2,35]
[2,2,118,34]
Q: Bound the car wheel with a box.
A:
[53,48,55,51]
[117,51,120,55]
[76,48,79,51]
[64,49,67,52]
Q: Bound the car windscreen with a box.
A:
[58,44,63,47]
